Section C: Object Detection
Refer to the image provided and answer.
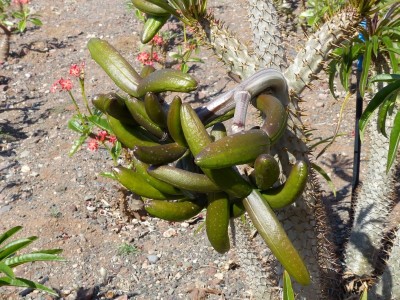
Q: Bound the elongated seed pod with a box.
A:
[113,166,175,200]
[145,198,206,221]
[206,192,230,253]
[144,92,167,128]
[133,143,187,165]
[148,165,222,193]
[167,96,187,147]
[136,69,198,97]
[141,14,169,44]
[243,189,310,286]
[252,153,280,190]
[195,129,270,169]
[88,38,141,97]
[131,0,170,16]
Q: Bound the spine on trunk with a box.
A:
[247,0,287,71]
[284,9,361,95]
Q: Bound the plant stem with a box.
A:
[79,78,93,115]
[67,91,83,118]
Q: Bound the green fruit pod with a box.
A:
[145,198,206,221]
[253,154,280,190]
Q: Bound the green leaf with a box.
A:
[100,171,116,179]
[360,287,368,300]
[359,79,400,140]
[311,163,336,197]
[327,60,338,96]
[68,117,85,133]
[0,237,37,261]
[381,36,398,73]
[111,141,122,161]
[87,115,112,132]
[283,270,295,300]
[0,226,22,246]
[377,95,395,137]
[17,19,26,32]
[4,253,65,268]
[370,74,400,83]
[0,277,58,296]
[0,262,15,279]
[359,41,372,97]
[29,17,42,26]
[386,47,400,56]
[371,35,379,58]
[68,133,89,157]
[387,111,400,173]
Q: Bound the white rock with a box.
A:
[163,228,177,238]
[21,165,30,173]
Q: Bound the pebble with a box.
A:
[316,101,325,108]
[181,222,190,228]
[214,273,224,280]
[21,165,31,173]
[0,205,11,214]
[20,150,30,158]
[147,254,160,264]
[162,228,177,238]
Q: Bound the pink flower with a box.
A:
[152,52,160,62]
[69,64,81,77]
[13,0,30,4]
[151,35,164,46]
[136,52,150,64]
[97,130,108,142]
[50,81,59,93]
[108,135,117,145]
[87,139,99,151]
[59,78,73,91]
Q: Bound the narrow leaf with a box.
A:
[0,237,38,260]
[4,253,65,268]
[387,111,400,173]
[67,118,85,133]
[69,133,89,157]
[87,115,112,132]
[370,74,400,83]
[283,270,295,300]
[360,41,372,97]
[0,226,22,246]
[381,36,398,73]
[0,277,58,296]
[377,95,395,137]
[0,262,15,279]
[360,287,368,300]
[311,163,336,197]
[360,80,400,140]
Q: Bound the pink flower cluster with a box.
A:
[151,35,164,46]
[87,130,117,152]
[13,0,30,4]
[51,62,85,93]
[136,51,160,66]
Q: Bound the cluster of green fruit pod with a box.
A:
[87,37,311,286]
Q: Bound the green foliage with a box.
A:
[117,243,138,256]
[0,0,42,34]
[283,270,295,300]
[299,0,346,28]
[0,226,64,295]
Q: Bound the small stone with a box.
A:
[105,290,114,299]
[214,273,224,280]
[30,172,39,177]
[20,150,30,158]
[21,165,30,173]
[147,254,159,264]
[181,222,190,228]
[86,206,96,212]
[316,101,325,108]
[0,205,11,215]
[163,228,177,238]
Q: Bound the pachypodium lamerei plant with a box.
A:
[0,0,42,62]
[66,0,400,298]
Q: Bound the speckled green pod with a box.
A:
[206,192,230,253]
[140,65,156,78]
[125,96,167,139]
[133,143,187,165]
[147,165,222,193]
[141,15,169,44]
[88,38,141,97]
[167,96,187,147]
[252,154,280,190]
[255,94,287,144]
[131,0,170,16]
[244,189,310,286]
[195,129,271,169]
[145,198,206,221]
[113,166,175,200]
[107,115,158,149]
[144,92,167,128]
[136,69,197,97]
[261,160,308,209]
[131,156,182,196]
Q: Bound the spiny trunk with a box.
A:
[247,0,287,71]
[284,8,361,95]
